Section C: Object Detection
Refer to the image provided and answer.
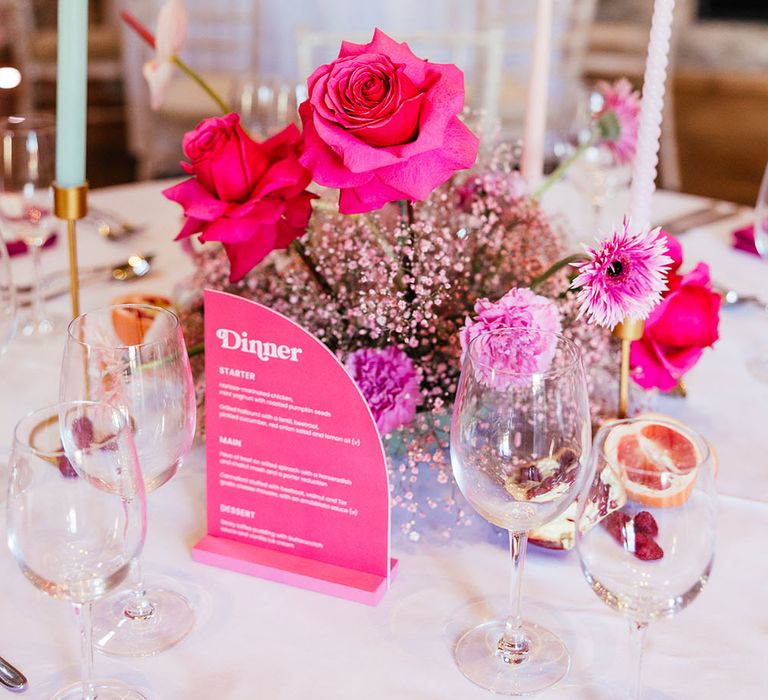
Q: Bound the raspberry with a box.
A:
[72,416,94,450]
[603,511,631,544]
[634,532,664,561]
[633,511,659,537]
[57,454,78,479]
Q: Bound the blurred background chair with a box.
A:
[9,0,122,116]
[121,0,597,179]
[121,0,260,179]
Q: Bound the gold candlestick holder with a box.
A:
[53,182,88,319]
[613,317,644,419]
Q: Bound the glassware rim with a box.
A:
[66,303,181,350]
[595,416,712,475]
[0,113,56,135]
[13,400,129,460]
[465,326,583,380]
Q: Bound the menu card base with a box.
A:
[192,535,398,606]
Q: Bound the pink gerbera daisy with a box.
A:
[594,78,640,165]
[571,219,672,329]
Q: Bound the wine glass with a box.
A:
[747,161,768,381]
[60,304,197,656]
[6,402,147,699]
[450,327,591,695]
[0,114,61,338]
[755,160,768,259]
[234,76,305,138]
[562,89,632,242]
[576,417,716,699]
[0,228,17,355]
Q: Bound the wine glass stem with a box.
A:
[124,557,156,621]
[497,530,529,664]
[628,620,649,700]
[29,242,46,326]
[73,602,96,700]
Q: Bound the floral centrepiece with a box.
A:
[129,20,721,543]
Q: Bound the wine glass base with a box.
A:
[92,587,195,657]
[454,619,570,696]
[52,680,147,700]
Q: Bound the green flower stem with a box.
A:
[187,341,205,358]
[399,200,416,304]
[528,253,587,291]
[532,135,595,200]
[291,238,337,299]
[172,55,231,115]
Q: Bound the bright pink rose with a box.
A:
[164,114,316,281]
[299,28,480,214]
[631,261,720,391]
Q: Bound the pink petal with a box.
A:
[142,59,175,110]
[200,213,274,244]
[173,215,204,240]
[155,0,187,60]
[338,178,410,214]
[221,226,279,282]
[376,117,479,199]
[162,178,228,220]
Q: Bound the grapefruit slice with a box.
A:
[110,294,172,345]
[604,418,702,508]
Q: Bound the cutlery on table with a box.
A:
[15,254,154,307]
[655,200,743,235]
[0,654,27,692]
[87,206,145,241]
[716,284,767,310]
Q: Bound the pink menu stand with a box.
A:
[192,290,397,605]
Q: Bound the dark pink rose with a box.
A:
[299,28,480,214]
[163,114,316,281]
[631,262,720,391]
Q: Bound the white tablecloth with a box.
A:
[0,181,766,699]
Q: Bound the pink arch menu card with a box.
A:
[192,289,397,605]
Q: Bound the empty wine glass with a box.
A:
[234,76,305,138]
[0,114,61,338]
[747,161,768,381]
[562,89,632,242]
[576,417,716,700]
[60,304,196,656]
[0,229,16,355]
[755,160,768,259]
[450,328,591,695]
[6,402,147,699]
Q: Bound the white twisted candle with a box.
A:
[521,0,553,188]
[630,0,676,231]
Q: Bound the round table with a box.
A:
[0,180,766,699]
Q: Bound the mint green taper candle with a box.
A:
[55,0,89,187]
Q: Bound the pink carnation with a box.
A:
[346,346,421,434]
[461,288,562,388]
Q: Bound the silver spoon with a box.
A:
[88,206,145,241]
[716,285,767,310]
[0,654,27,692]
[16,254,154,308]
[15,254,154,295]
